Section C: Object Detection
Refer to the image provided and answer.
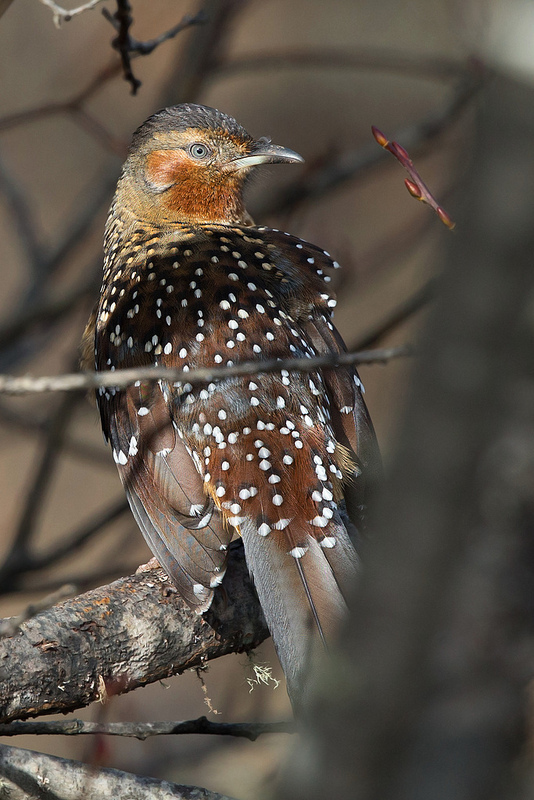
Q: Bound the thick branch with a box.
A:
[0,743,236,800]
[0,544,268,724]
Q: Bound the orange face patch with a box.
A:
[146,149,189,190]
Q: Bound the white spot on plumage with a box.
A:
[216,486,226,497]
[320,536,336,548]
[273,518,291,530]
[193,583,206,597]
[138,406,149,416]
[290,546,307,558]
[128,437,138,456]
[258,523,271,537]
[282,455,293,465]
[272,494,284,506]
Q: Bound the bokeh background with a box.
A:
[0,0,489,797]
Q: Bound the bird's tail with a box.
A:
[240,515,359,710]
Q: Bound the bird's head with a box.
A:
[117,103,303,226]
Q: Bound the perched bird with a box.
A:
[82,104,380,709]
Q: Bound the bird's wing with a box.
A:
[96,375,232,613]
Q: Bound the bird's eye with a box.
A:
[189,143,211,160]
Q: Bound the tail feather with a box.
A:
[240,518,354,709]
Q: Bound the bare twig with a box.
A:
[0,716,293,740]
[214,49,472,84]
[351,279,436,351]
[0,497,130,595]
[104,0,140,93]
[0,270,98,354]
[102,3,207,94]
[372,126,456,228]
[0,345,412,396]
[255,67,485,219]
[0,152,44,275]
[39,0,107,28]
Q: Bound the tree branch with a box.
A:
[0,544,268,724]
[0,743,237,800]
[0,344,412,396]
[0,716,293,740]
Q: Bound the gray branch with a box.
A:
[0,344,411,395]
[0,716,293,740]
[0,743,236,799]
[0,544,268,724]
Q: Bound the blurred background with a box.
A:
[0,0,493,796]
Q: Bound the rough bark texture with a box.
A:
[0,743,237,800]
[0,543,268,723]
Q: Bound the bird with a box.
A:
[82,103,380,710]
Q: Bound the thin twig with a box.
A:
[39,0,107,28]
[372,126,455,228]
[0,363,82,590]
[0,345,412,396]
[23,497,129,574]
[351,280,437,351]
[102,3,206,94]
[255,67,486,219]
[0,153,44,275]
[213,49,472,84]
[0,716,294,740]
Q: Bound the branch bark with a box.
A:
[0,543,268,724]
[0,743,237,800]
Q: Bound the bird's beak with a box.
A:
[231,140,304,170]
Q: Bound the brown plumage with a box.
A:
[83,104,381,709]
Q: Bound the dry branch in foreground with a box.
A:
[0,743,237,800]
[0,543,268,724]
